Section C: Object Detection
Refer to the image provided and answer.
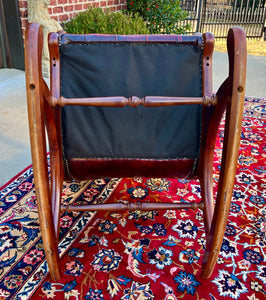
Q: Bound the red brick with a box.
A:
[50,0,57,5]
[100,1,107,7]
[59,14,69,21]
[74,4,83,10]
[64,5,74,12]
[53,6,64,14]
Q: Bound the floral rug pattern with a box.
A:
[0,97,265,299]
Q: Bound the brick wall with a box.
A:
[18,0,127,38]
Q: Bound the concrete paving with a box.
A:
[0,69,31,187]
[213,52,266,97]
[0,52,265,187]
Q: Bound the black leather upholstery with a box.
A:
[60,41,203,160]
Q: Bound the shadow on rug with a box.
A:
[0,97,265,299]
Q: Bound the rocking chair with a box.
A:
[25,22,247,280]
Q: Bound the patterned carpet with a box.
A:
[0,97,265,299]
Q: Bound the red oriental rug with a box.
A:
[0,97,265,300]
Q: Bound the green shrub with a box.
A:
[62,7,149,34]
[127,0,190,34]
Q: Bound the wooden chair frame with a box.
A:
[25,22,246,280]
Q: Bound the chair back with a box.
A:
[60,35,203,161]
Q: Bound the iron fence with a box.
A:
[180,0,266,38]
[179,0,200,33]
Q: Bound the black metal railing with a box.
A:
[179,0,266,38]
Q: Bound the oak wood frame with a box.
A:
[25,23,246,281]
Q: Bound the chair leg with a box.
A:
[44,93,63,239]
[201,27,246,279]
[200,150,215,234]
[50,154,63,239]
[201,169,235,279]
[201,97,245,279]
[199,94,226,259]
[36,176,61,280]
[201,101,244,278]
[199,81,229,235]
[28,94,61,280]
[28,95,61,280]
